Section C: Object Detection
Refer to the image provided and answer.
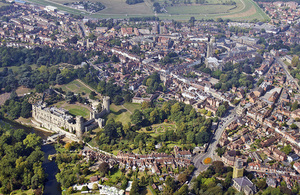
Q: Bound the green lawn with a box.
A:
[11,189,35,195]
[68,107,90,118]
[123,102,141,113]
[56,80,92,96]
[107,104,132,125]
[106,103,141,125]
[109,169,122,183]
[54,101,91,119]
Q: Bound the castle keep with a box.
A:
[32,96,110,140]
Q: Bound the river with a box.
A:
[0,119,62,195]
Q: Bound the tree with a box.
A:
[196,131,210,145]
[212,161,224,173]
[291,56,299,67]
[171,102,181,115]
[130,180,139,195]
[163,185,174,195]
[256,179,267,190]
[113,95,123,105]
[56,74,65,85]
[70,35,79,44]
[174,184,188,195]
[292,101,298,111]
[89,91,97,100]
[111,55,120,63]
[21,101,32,118]
[65,142,72,151]
[92,183,99,191]
[124,94,132,102]
[10,91,18,100]
[130,109,143,125]
[290,123,298,129]
[178,173,188,184]
[165,176,176,189]
[216,105,227,117]
[141,101,151,110]
[98,162,109,175]
[186,131,195,143]
[81,186,89,191]
[23,134,42,149]
[281,145,292,155]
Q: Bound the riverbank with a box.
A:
[42,144,62,195]
[0,118,62,195]
[15,117,54,133]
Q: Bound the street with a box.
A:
[276,57,300,90]
[191,106,238,176]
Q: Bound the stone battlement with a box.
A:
[32,96,110,140]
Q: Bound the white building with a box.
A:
[45,5,57,12]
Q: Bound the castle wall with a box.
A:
[32,96,110,140]
[93,109,108,119]
[32,104,81,140]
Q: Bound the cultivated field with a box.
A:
[26,0,269,21]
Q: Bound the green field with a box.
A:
[67,106,90,118]
[25,0,269,21]
[0,2,9,7]
[166,4,237,15]
[54,101,91,119]
[56,79,92,96]
[106,103,141,125]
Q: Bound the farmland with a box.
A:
[25,0,269,21]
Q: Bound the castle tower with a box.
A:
[75,116,84,139]
[102,96,110,114]
[233,159,244,178]
[90,111,95,120]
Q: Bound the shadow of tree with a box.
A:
[110,109,127,115]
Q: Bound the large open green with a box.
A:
[25,0,269,21]
[0,2,9,7]
[106,103,141,125]
[54,101,91,119]
[55,79,92,96]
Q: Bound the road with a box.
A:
[276,57,300,90]
[191,106,238,176]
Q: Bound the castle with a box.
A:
[32,96,110,140]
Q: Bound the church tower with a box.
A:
[233,159,244,178]
[206,37,215,58]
